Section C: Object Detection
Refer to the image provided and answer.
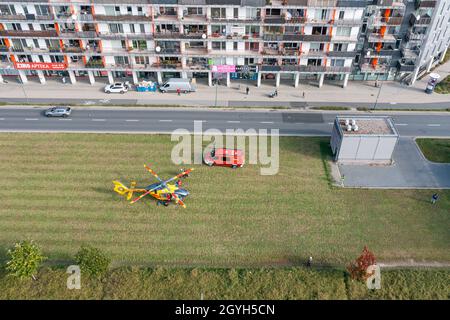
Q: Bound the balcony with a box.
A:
[406,31,426,42]
[182,14,207,22]
[261,48,282,55]
[59,30,98,39]
[184,47,208,55]
[63,47,84,53]
[409,15,432,26]
[370,16,403,26]
[0,30,58,38]
[327,50,357,58]
[185,63,209,71]
[416,0,437,9]
[95,14,152,22]
[397,61,416,72]
[360,63,389,73]
[264,17,285,24]
[85,60,105,69]
[0,13,27,21]
[368,33,397,43]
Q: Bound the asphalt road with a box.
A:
[0,107,449,137]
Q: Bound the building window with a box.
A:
[310,43,325,52]
[265,8,281,16]
[212,41,226,50]
[331,59,345,67]
[246,8,260,19]
[338,11,345,20]
[333,43,348,51]
[187,7,203,15]
[135,56,149,65]
[233,42,238,50]
[234,8,239,19]
[109,23,123,34]
[137,7,143,15]
[211,8,226,19]
[336,27,351,37]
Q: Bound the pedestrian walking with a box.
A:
[177,88,181,96]
[62,77,66,84]
[246,86,249,95]
[306,256,312,267]
[302,91,305,99]
[275,89,278,97]
[431,193,439,204]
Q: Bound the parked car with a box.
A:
[203,148,245,168]
[104,82,129,94]
[44,106,72,118]
[159,78,196,93]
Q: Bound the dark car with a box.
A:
[44,107,72,118]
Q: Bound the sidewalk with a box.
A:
[1,59,449,109]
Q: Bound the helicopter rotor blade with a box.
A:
[144,164,162,182]
[163,168,194,185]
[130,185,160,204]
[171,193,186,208]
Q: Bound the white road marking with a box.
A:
[260,121,274,124]
[58,118,72,121]
[0,118,4,120]
[390,102,397,105]
[227,120,240,123]
[328,122,334,125]
[395,123,408,126]
[25,118,38,121]
[92,119,106,122]
[125,119,140,122]
[159,119,172,122]
[427,124,441,127]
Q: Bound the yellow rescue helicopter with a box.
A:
[113,165,193,208]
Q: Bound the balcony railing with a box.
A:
[368,33,396,43]
[59,30,97,38]
[0,30,58,37]
[0,13,27,20]
[95,14,152,22]
[360,63,389,73]
[260,64,351,73]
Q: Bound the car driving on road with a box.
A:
[104,82,129,94]
[44,107,72,118]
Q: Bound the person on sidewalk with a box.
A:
[274,89,278,97]
[302,91,305,99]
[246,86,249,95]
[177,88,181,96]
[431,193,439,204]
[306,256,312,267]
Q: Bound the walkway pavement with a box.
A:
[1,59,449,109]
[339,138,450,189]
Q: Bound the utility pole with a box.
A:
[214,79,218,107]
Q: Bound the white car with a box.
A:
[104,82,129,94]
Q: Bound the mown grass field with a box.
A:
[0,133,449,267]
[416,138,450,163]
[434,75,450,94]
[0,267,448,300]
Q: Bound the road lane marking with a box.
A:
[395,123,408,126]
[0,118,4,120]
[58,118,72,121]
[25,118,38,121]
[125,119,140,122]
[427,124,441,127]
[328,122,334,125]
[159,119,172,122]
[260,121,274,124]
[227,120,240,123]
[92,119,106,122]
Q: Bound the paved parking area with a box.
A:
[339,138,450,188]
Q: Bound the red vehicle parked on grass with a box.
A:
[203,148,245,169]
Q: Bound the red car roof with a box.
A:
[214,148,243,156]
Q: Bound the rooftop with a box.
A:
[336,116,398,136]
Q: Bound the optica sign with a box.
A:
[14,62,67,70]
[211,65,236,73]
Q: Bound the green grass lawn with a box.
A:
[0,133,449,267]
[434,75,450,94]
[416,138,450,163]
[0,267,448,300]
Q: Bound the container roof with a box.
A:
[336,116,399,136]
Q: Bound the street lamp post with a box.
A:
[18,73,29,104]
[372,77,383,111]
[214,80,218,107]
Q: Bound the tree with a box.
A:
[75,245,110,278]
[6,240,46,280]
[347,246,376,281]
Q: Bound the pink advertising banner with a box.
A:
[211,65,236,73]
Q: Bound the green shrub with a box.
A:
[6,240,46,280]
[75,246,110,278]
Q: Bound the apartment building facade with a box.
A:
[0,0,448,88]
